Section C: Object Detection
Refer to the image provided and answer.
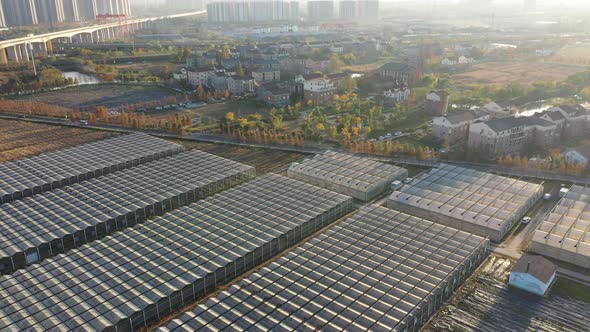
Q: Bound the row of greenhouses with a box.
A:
[0,174,353,331]
[0,150,255,274]
[159,205,489,332]
[288,151,408,201]
[0,133,184,204]
[387,164,544,241]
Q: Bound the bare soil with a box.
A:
[0,119,112,163]
[453,61,586,86]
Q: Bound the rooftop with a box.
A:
[380,62,410,72]
[160,205,488,332]
[531,185,590,268]
[484,116,555,133]
[388,164,544,241]
[444,109,488,125]
[511,255,556,284]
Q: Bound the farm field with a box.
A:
[0,119,112,163]
[551,44,590,64]
[10,84,180,110]
[453,61,587,86]
[423,256,590,332]
[179,141,306,174]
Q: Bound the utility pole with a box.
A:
[29,42,37,77]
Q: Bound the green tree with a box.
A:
[327,54,344,74]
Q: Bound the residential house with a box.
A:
[467,116,559,159]
[550,104,590,138]
[534,109,566,137]
[483,100,516,118]
[379,62,411,83]
[186,67,216,87]
[227,75,255,95]
[211,71,229,92]
[509,255,556,296]
[433,109,490,146]
[329,44,344,54]
[327,73,349,91]
[382,81,410,105]
[295,73,324,96]
[440,56,475,69]
[302,75,337,105]
[251,59,281,82]
[258,82,291,107]
[252,70,280,82]
[565,145,590,167]
[425,91,450,116]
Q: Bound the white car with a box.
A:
[404,178,413,184]
[522,216,532,225]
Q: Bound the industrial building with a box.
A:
[0,150,255,275]
[387,164,544,241]
[0,174,353,331]
[287,151,408,201]
[160,205,489,332]
[0,133,183,205]
[531,185,590,269]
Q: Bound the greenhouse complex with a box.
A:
[387,164,544,242]
[531,185,590,269]
[0,150,255,275]
[287,151,408,201]
[160,205,489,332]
[0,133,184,204]
[0,174,353,331]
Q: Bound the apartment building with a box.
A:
[433,109,490,147]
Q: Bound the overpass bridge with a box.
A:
[0,11,206,65]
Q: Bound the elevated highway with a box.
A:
[0,11,206,64]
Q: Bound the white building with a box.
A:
[383,84,410,104]
[509,255,556,296]
[433,109,490,146]
[186,68,216,87]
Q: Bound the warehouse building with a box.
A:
[0,133,183,204]
[387,164,544,242]
[288,151,408,201]
[160,205,489,332]
[0,150,255,274]
[0,174,353,331]
[531,185,590,269]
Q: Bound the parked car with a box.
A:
[543,193,552,200]
[404,177,413,184]
[522,216,532,225]
[394,131,402,136]
[391,180,403,191]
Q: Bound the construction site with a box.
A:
[287,151,408,201]
[387,164,545,242]
[531,185,590,269]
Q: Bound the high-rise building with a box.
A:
[524,0,536,12]
[3,0,38,26]
[35,0,66,24]
[358,0,378,20]
[307,0,333,21]
[0,0,131,27]
[207,0,299,24]
[0,0,6,27]
[165,0,204,10]
[339,0,356,19]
